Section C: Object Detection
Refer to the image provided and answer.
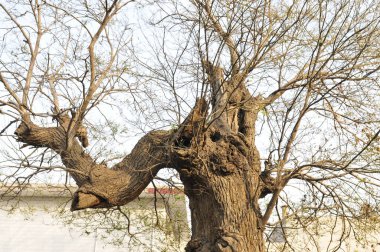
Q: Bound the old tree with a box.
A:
[1,0,380,251]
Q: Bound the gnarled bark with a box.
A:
[178,130,264,252]
[14,74,273,251]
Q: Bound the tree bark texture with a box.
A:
[14,62,273,252]
[179,131,264,251]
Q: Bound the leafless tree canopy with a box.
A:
[1,0,380,251]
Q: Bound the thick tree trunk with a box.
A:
[173,62,269,251]
[185,185,264,252]
[176,129,264,252]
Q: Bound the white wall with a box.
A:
[0,192,189,252]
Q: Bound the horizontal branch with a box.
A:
[14,119,174,210]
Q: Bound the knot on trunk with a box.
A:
[75,125,89,148]
[259,170,278,198]
[209,153,235,176]
[214,230,244,252]
[14,122,30,138]
[54,112,90,148]
[185,239,211,252]
[173,98,207,148]
[185,233,243,252]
